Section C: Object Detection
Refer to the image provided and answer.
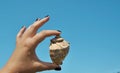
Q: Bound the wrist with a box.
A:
[0,64,36,73]
[0,61,23,73]
[0,65,16,73]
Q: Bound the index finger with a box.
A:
[24,16,50,37]
[33,16,49,30]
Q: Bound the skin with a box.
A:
[0,16,61,73]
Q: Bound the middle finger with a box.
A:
[24,16,50,37]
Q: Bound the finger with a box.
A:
[17,26,26,38]
[32,16,49,32]
[24,16,49,37]
[34,61,61,71]
[41,62,61,71]
[33,30,61,44]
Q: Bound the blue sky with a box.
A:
[0,0,120,73]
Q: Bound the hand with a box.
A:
[1,16,61,73]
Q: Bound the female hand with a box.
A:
[1,16,61,73]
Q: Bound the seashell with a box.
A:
[49,36,70,65]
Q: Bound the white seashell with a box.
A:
[49,36,70,65]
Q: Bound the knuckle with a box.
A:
[41,30,47,36]
[30,25,36,29]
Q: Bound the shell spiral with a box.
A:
[49,36,70,65]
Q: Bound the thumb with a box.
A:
[33,30,61,44]
[34,61,61,72]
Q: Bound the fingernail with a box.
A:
[54,67,61,71]
[45,15,49,18]
[60,62,63,65]
[57,30,62,32]
[21,26,25,28]
[35,18,40,21]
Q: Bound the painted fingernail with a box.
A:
[57,30,62,32]
[54,67,61,71]
[21,26,25,28]
[45,15,49,18]
[35,18,40,21]
[60,62,63,65]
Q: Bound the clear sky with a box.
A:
[0,0,120,73]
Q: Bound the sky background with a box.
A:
[0,0,120,73]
